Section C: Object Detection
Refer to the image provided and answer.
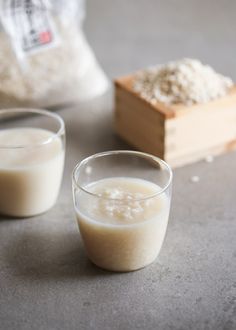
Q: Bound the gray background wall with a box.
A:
[84,0,236,80]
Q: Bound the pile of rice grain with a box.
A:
[133,58,233,106]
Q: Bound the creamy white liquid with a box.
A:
[0,128,64,217]
[76,177,170,271]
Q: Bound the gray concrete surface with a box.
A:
[0,1,236,329]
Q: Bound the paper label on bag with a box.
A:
[0,0,59,55]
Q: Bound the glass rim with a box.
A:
[0,108,65,149]
[72,150,173,201]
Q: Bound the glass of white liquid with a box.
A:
[72,150,172,272]
[0,108,65,217]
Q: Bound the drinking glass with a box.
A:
[0,108,65,217]
[72,150,172,272]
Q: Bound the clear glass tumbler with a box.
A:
[0,108,65,217]
[72,150,172,272]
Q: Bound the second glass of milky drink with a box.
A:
[72,151,172,272]
[0,109,65,217]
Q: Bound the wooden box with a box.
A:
[114,74,236,167]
